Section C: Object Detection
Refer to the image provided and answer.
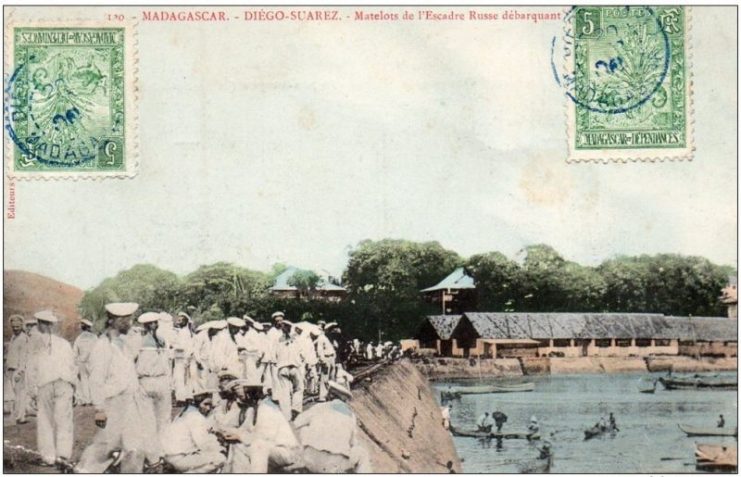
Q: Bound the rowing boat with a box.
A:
[637,378,657,394]
[518,455,552,473]
[449,426,540,440]
[678,424,738,437]
[659,376,737,390]
[442,382,535,398]
[584,424,617,440]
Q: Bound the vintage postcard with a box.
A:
[2,4,737,475]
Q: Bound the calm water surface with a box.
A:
[434,372,737,473]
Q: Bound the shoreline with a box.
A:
[415,356,738,380]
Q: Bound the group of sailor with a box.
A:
[4,303,371,473]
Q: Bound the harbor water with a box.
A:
[435,372,738,473]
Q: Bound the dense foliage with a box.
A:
[79,241,734,339]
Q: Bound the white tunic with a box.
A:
[29,334,77,388]
[88,335,140,408]
[161,407,221,456]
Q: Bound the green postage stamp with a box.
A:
[5,23,137,178]
[564,6,693,162]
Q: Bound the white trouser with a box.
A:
[276,366,304,419]
[249,440,300,473]
[172,358,194,402]
[318,359,335,401]
[242,350,263,383]
[75,364,92,405]
[166,450,225,473]
[305,366,318,395]
[37,379,74,464]
[139,375,172,440]
[77,391,160,473]
[11,370,27,421]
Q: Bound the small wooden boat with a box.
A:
[659,376,737,390]
[679,424,738,437]
[695,443,738,472]
[449,425,540,440]
[637,379,657,394]
[441,382,535,399]
[584,424,617,440]
[518,455,552,473]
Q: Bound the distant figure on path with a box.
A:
[528,416,540,434]
[477,412,492,432]
[718,414,725,428]
[492,410,508,432]
[609,412,619,431]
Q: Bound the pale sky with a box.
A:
[4,6,737,290]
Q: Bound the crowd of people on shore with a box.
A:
[4,304,382,473]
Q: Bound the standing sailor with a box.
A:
[72,319,97,406]
[263,312,285,399]
[76,303,161,473]
[274,321,305,420]
[29,310,76,467]
[136,312,173,448]
[6,315,30,424]
[314,329,337,402]
[241,317,268,384]
[172,312,196,405]
[24,315,42,416]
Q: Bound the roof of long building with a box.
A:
[434,312,737,341]
[426,315,463,340]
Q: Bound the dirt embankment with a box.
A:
[417,356,737,378]
[350,360,461,473]
[3,270,83,342]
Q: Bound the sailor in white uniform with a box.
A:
[29,310,76,467]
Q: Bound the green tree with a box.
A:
[466,252,523,311]
[343,239,463,340]
[180,262,271,320]
[79,264,181,328]
[287,269,321,299]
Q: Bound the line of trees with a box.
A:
[78,240,735,341]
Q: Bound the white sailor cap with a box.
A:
[211,320,227,330]
[9,314,24,325]
[252,322,265,331]
[105,302,139,317]
[227,317,246,328]
[138,312,161,324]
[24,316,38,325]
[177,312,192,321]
[271,311,285,320]
[34,310,58,323]
[158,312,173,322]
[324,322,338,331]
[217,369,239,381]
[242,315,255,324]
[80,318,93,327]
[530,416,538,423]
[195,321,213,333]
[280,320,294,328]
[294,321,321,335]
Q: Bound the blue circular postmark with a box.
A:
[5,53,114,168]
[551,6,671,115]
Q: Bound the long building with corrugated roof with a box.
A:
[416,312,737,358]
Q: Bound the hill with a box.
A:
[3,270,84,342]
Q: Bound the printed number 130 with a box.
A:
[107,14,124,21]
